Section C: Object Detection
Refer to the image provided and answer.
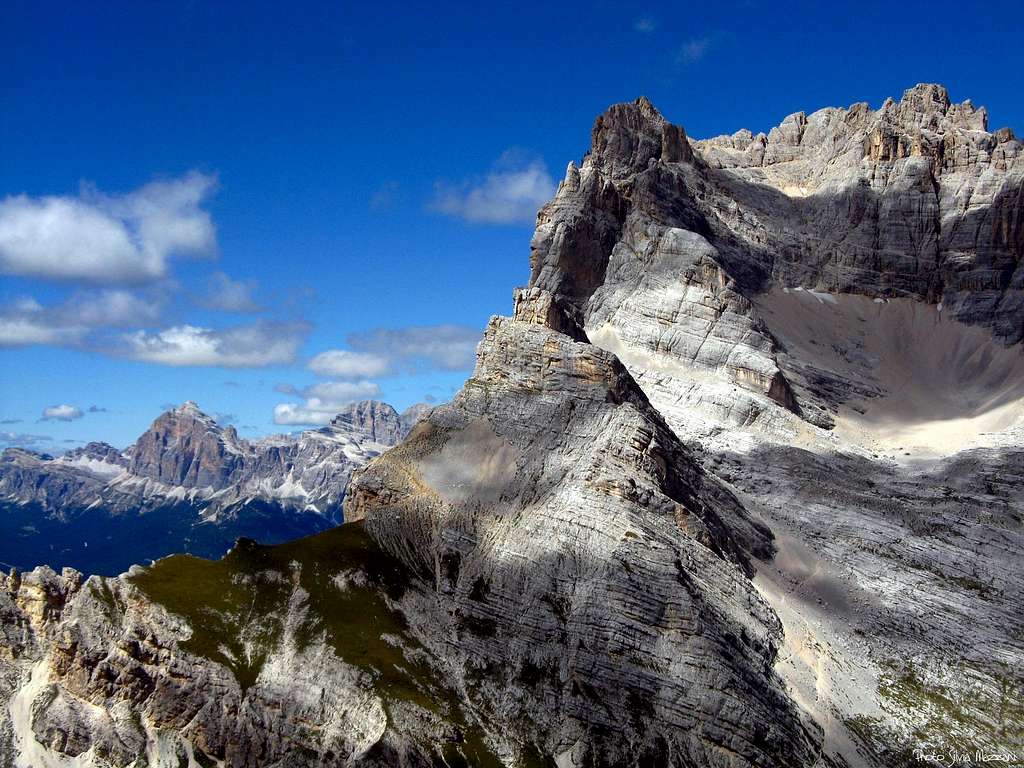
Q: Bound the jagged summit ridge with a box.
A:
[531,85,1024,435]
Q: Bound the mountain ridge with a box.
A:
[0,399,433,573]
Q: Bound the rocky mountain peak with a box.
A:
[3,86,1023,767]
[899,82,952,115]
[589,95,693,179]
[328,400,402,444]
[63,441,121,459]
[171,400,219,425]
[130,401,243,487]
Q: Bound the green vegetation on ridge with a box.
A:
[129,521,505,766]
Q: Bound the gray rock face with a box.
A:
[532,84,1023,428]
[398,402,433,438]
[345,304,823,768]
[129,401,247,487]
[696,84,1024,344]
[328,401,404,445]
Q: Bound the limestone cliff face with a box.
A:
[697,84,1023,341]
[344,290,823,767]
[129,402,246,487]
[531,84,1023,428]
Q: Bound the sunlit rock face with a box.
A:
[1,86,1023,768]
[532,84,1023,434]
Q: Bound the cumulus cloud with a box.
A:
[273,380,381,425]
[0,289,164,348]
[308,349,391,379]
[347,324,480,372]
[41,404,84,422]
[196,271,262,313]
[122,320,308,368]
[431,150,555,225]
[0,172,216,283]
[303,324,478,388]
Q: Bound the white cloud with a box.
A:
[347,324,480,371]
[308,349,391,379]
[123,321,308,368]
[302,381,382,402]
[0,289,163,348]
[431,151,555,225]
[273,380,381,425]
[196,271,262,313]
[41,404,83,422]
[677,37,711,64]
[0,171,216,283]
[0,315,82,346]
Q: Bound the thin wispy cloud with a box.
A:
[0,431,54,451]
[122,320,309,368]
[346,324,480,372]
[634,17,657,33]
[304,324,480,381]
[40,404,83,422]
[677,36,712,65]
[308,349,392,379]
[0,290,164,348]
[369,180,400,212]
[0,172,217,284]
[273,324,481,425]
[431,150,555,225]
[196,271,263,313]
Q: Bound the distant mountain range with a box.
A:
[0,399,430,574]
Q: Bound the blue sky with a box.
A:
[2,1,1021,451]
